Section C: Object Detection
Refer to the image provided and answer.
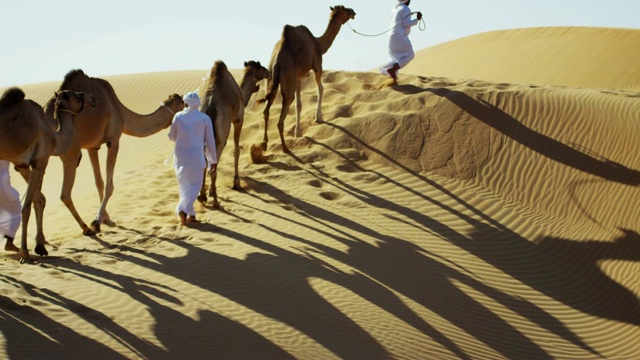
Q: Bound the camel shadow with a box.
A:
[0,273,158,359]
[428,88,640,186]
[239,177,600,358]
[311,115,639,327]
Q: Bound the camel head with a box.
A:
[330,5,356,24]
[163,93,185,114]
[54,90,97,116]
[244,61,270,93]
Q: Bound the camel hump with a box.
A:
[0,87,26,107]
[64,69,86,80]
[210,60,228,79]
[60,69,88,89]
[282,24,313,45]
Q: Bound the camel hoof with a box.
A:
[83,227,97,236]
[19,249,30,264]
[35,243,48,257]
[260,142,267,152]
[197,195,208,204]
[232,184,243,191]
[314,117,324,124]
[90,220,101,234]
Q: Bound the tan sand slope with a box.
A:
[404,26,640,91]
[1,28,639,359]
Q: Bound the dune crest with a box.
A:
[405,26,640,91]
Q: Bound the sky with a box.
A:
[1,0,638,87]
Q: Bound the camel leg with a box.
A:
[19,161,48,263]
[91,141,119,233]
[32,178,47,256]
[209,136,226,210]
[231,116,243,191]
[15,165,48,249]
[60,150,95,236]
[206,153,218,208]
[313,70,324,123]
[19,181,35,263]
[261,99,273,151]
[197,157,209,204]
[294,81,303,137]
[14,166,34,262]
[209,117,230,209]
[87,149,114,230]
[209,165,219,209]
[87,149,105,203]
[278,87,295,154]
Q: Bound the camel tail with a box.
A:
[0,87,26,107]
[257,65,281,105]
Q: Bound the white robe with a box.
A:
[0,160,21,239]
[381,3,420,72]
[168,107,217,217]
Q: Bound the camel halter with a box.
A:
[55,93,85,116]
[347,12,426,37]
[162,104,175,115]
[56,108,79,116]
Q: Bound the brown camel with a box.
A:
[44,69,184,235]
[0,88,95,263]
[198,60,270,208]
[258,5,356,153]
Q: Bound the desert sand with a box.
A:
[1,26,639,359]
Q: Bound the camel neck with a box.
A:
[52,111,76,156]
[317,17,343,55]
[122,106,174,138]
[240,77,259,106]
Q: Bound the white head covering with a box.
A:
[183,91,201,108]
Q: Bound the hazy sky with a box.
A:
[1,0,638,87]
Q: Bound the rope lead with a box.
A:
[347,11,426,38]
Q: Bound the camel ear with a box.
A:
[330,6,334,11]
[244,61,248,67]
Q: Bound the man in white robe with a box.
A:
[380,0,423,83]
[168,91,217,225]
[0,159,21,252]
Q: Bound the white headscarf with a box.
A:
[183,91,201,108]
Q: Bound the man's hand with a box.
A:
[417,11,423,20]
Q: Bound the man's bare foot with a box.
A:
[4,237,19,252]
[187,216,200,224]
[386,62,400,84]
[179,211,187,226]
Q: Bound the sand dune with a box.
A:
[404,26,640,91]
[1,26,639,359]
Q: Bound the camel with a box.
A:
[198,60,270,208]
[0,88,95,263]
[44,69,184,235]
[258,5,356,153]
